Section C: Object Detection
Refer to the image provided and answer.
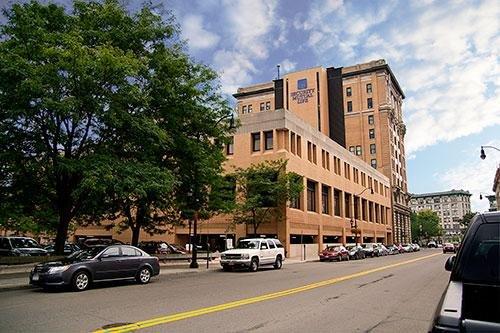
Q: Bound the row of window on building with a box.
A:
[290,179,389,225]
[241,101,271,114]
[226,130,389,198]
[346,98,373,112]
[346,83,372,96]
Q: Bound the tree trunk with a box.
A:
[131,224,141,246]
[54,177,74,255]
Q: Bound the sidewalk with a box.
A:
[0,257,315,292]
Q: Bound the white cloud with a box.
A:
[440,140,500,212]
[280,59,296,74]
[222,0,277,59]
[213,50,258,95]
[211,0,279,96]
[181,14,220,50]
[298,0,500,155]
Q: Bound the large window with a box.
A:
[344,193,352,218]
[290,193,301,209]
[366,83,372,93]
[266,101,271,110]
[369,129,375,139]
[370,144,376,154]
[226,136,234,155]
[334,189,342,217]
[349,146,355,154]
[371,159,377,168]
[260,102,265,111]
[307,180,317,212]
[264,131,273,150]
[322,185,330,214]
[356,145,362,156]
[251,132,260,152]
[367,98,373,109]
[346,87,352,96]
[368,115,374,125]
[347,101,353,112]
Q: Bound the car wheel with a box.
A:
[248,257,259,272]
[72,271,90,292]
[274,256,283,269]
[136,267,152,284]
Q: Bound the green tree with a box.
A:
[0,0,233,250]
[231,160,303,236]
[459,212,476,232]
[411,209,443,243]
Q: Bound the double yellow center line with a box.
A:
[94,253,440,333]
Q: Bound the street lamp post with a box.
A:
[350,187,374,245]
[480,145,500,160]
[189,113,235,270]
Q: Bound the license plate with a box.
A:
[32,273,39,281]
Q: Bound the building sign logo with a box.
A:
[291,78,315,104]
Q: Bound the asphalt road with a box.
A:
[0,249,451,333]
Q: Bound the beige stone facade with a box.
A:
[410,190,472,241]
[342,60,411,244]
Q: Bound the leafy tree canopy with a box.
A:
[0,0,233,251]
[230,159,304,236]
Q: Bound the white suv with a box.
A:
[220,238,285,272]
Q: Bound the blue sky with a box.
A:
[2,0,499,212]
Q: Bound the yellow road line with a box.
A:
[94,253,441,333]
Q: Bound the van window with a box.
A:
[0,238,12,249]
[462,223,500,284]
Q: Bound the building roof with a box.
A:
[410,189,472,198]
[341,59,405,99]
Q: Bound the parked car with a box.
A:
[320,246,350,262]
[169,244,188,254]
[361,243,378,257]
[386,244,400,255]
[376,244,389,256]
[427,241,437,248]
[80,238,124,249]
[411,244,420,252]
[29,245,160,291]
[219,238,284,272]
[44,243,80,256]
[396,243,404,253]
[401,244,413,253]
[0,237,48,256]
[429,211,500,332]
[346,245,365,260]
[443,243,456,254]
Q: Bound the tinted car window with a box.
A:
[0,238,11,249]
[462,223,500,284]
[101,247,120,258]
[121,247,138,257]
[11,238,39,248]
[274,240,284,248]
[267,240,276,249]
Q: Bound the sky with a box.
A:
[1,0,499,212]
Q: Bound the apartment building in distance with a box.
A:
[342,60,411,244]
[410,190,472,241]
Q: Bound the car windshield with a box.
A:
[326,246,340,251]
[67,247,103,260]
[236,240,260,249]
[10,238,39,248]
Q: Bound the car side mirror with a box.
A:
[445,256,455,271]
